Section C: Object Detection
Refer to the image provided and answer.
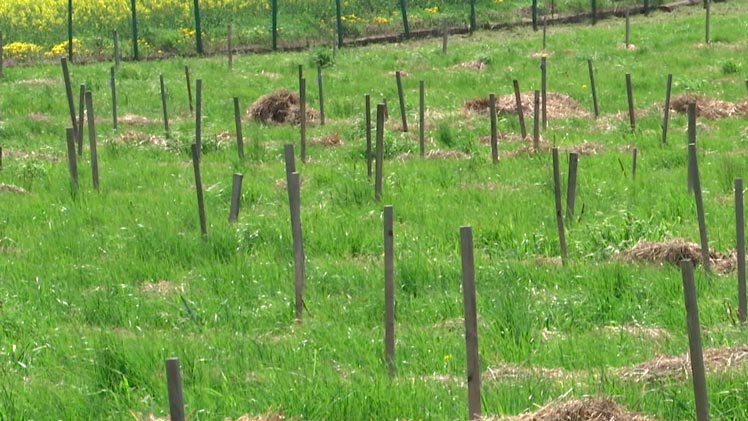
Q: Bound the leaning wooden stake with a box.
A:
[61,58,79,142]
[396,71,408,132]
[113,30,120,70]
[375,104,385,201]
[566,152,578,220]
[77,83,86,155]
[541,57,547,130]
[165,358,186,421]
[735,178,746,323]
[705,0,710,45]
[533,91,540,151]
[300,78,307,163]
[85,91,99,191]
[229,173,243,223]
[233,97,245,160]
[489,93,498,164]
[460,226,481,420]
[679,260,710,421]
[384,205,396,376]
[552,148,567,264]
[288,171,306,321]
[227,24,233,69]
[625,73,635,131]
[160,74,170,137]
[632,147,638,180]
[419,81,425,157]
[65,128,79,191]
[195,79,203,159]
[587,60,599,118]
[317,64,325,125]
[688,102,697,192]
[662,74,673,145]
[185,66,193,114]
[512,80,527,139]
[689,142,710,273]
[110,67,118,130]
[625,11,631,49]
[191,144,207,236]
[365,94,373,177]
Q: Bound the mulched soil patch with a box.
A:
[491,397,659,421]
[464,92,590,119]
[247,89,320,125]
[616,238,736,274]
[670,94,748,119]
[617,345,748,381]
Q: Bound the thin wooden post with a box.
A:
[705,0,710,45]
[229,173,243,223]
[284,144,296,181]
[419,81,425,157]
[191,144,207,236]
[0,31,4,78]
[288,171,305,321]
[625,11,631,49]
[233,97,245,160]
[679,260,710,421]
[552,148,567,264]
[688,102,696,192]
[591,0,597,24]
[185,66,193,114]
[0,147,3,171]
[626,73,635,131]
[77,84,86,156]
[736,178,746,323]
[399,0,410,39]
[632,147,638,180]
[566,152,578,220]
[375,104,385,201]
[113,30,120,69]
[459,226,481,420]
[541,58,547,130]
[512,80,527,139]
[300,77,307,163]
[65,128,78,191]
[469,0,477,32]
[532,0,538,31]
[165,358,186,421]
[195,79,202,159]
[271,0,278,50]
[193,0,204,55]
[587,60,599,118]
[130,0,139,60]
[67,0,73,62]
[533,91,540,151]
[384,205,396,376]
[110,67,118,130]
[365,95,373,177]
[227,24,233,69]
[489,93,498,164]
[317,64,325,125]
[160,74,170,137]
[396,71,408,132]
[442,28,448,54]
[542,16,547,50]
[85,91,99,191]
[61,59,79,144]
[662,74,673,144]
[689,142,710,273]
[335,0,343,48]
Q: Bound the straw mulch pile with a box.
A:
[618,345,748,381]
[463,92,590,119]
[616,238,737,274]
[488,397,658,421]
[247,89,320,124]
[670,94,748,119]
[0,183,29,194]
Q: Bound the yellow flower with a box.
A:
[45,39,81,57]
[443,354,453,362]
[3,41,42,60]
[425,6,439,14]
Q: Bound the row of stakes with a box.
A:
[53,62,743,421]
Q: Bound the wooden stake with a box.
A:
[195,79,203,160]
[300,78,307,163]
[688,102,697,192]
[489,93,498,164]
[229,173,243,223]
[689,142,710,273]
[566,152,578,220]
[533,90,540,151]
[419,81,425,157]
[110,67,118,130]
[587,60,599,118]
[191,143,207,236]
[541,58,547,130]
[0,31,4,78]
[61,58,79,142]
[626,73,635,131]
[442,28,448,54]
[632,147,638,180]
[460,226,481,420]
[233,97,245,160]
[85,91,99,191]
[396,71,408,132]
[77,83,86,156]
[288,171,306,321]
[512,80,527,139]
[227,24,233,69]
[552,148,567,264]
[375,104,385,202]
[384,205,396,376]
[705,0,710,45]
[284,144,296,181]
[160,74,170,137]
[165,358,186,421]
[542,16,547,50]
[65,128,78,191]
[662,74,673,145]
[365,95,373,178]
[317,64,325,125]
[113,30,120,70]
[185,66,193,114]
[736,178,746,323]
[625,11,631,49]
[679,260,710,421]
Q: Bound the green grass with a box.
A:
[2,2,748,419]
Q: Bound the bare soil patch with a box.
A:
[3,148,60,162]
[670,94,748,119]
[0,183,29,194]
[491,397,659,421]
[616,238,736,274]
[247,89,320,125]
[108,130,170,148]
[119,114,159,125]
[311,132,342,146]
[618,345,748,381]
[504,141,602,158]
[27,112,50,122]
[389,70,410,77]
[464,92,590,120]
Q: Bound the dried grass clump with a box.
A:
[0,183,29,194]
[670,94,748,119]
[453,60,488,70]
[119,114,158,125]
[231,409,297,421]
[618,345,748,381]
[464,92,590,119]
[108,130,169,148]
[139,280,184,295]
[491,397,659,421]
[483,363,567,381]
[398,149,471,160]
[311,132,342,146]
[616,238,736,274]
[247,89,320,125]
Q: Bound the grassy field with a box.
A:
[1,1,748,419]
